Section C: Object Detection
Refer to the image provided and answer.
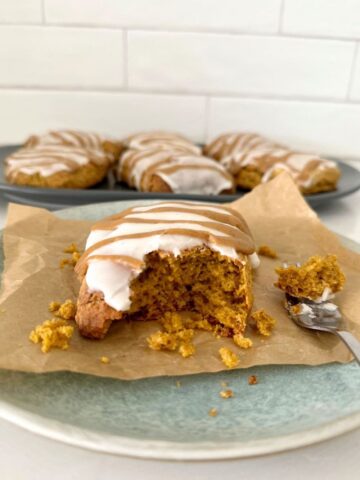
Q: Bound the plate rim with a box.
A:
[0,200,359,460]
[0,399,359,461]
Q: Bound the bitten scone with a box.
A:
[75,201,259,339]
[117,148,235,194]
[123,131,201,156]
[204,132,340,194]
[25,129,122,162]
[5,145,112,189]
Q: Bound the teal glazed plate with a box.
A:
[0,201,360,460]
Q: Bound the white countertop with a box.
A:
[0,189,360,480]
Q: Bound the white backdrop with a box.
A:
[0,0,360,158]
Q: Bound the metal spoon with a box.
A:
[285,293,360,364]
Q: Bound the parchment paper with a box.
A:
[0,174,359,380]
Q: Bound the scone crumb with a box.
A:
[248,375,258,385]
[220,389,234,399]
[57,299,77,320]
[147,331,178,351]
[161,312,184,332]
[29,318,74,353]
[251,309,276,337]
[179,342,195,358]
[48,301,61,312]
[50,299,76,320]
[100,356,110,364]
[290,304,302,315]
[220,381,228,388]
[175,380,182,388]
[60,244,81,268]
[219,347,239,369]
[72,251,81,264]
[208,408,218,417]
[258,245,278,259]
[233,334,253,349]
[176,328,194,343]
[63,242,79,254]
[59,258,70,268]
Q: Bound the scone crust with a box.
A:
[6,162,109,189]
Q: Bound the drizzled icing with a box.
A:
[124,131,202,156]
[75,201,258,311]
[118,148,234,194]
[26,129,108,151]
[5,145,110,179]
[204,133,339,189]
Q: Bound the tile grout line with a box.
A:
[41,0,46,24]
[0,85,357,105]
[123,29,128,88]
[0,22,358,44]
[203,97,211,143]
[346,42,359,101]
[278,0,286,34]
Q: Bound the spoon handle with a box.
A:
[335,330,360,365]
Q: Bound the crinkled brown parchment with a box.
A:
[0,174,358,380]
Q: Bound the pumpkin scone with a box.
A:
[25,129,122,162]
[204,132,340,194]
[123,131,201,156]
[117,148,235,194]
[75,201,259,339]
[5,145,112,189]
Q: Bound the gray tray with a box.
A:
[1,145,359,210]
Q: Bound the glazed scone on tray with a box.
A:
[5,145,112,189]
[75,201,258,339]
[118,148,235,194]
[25,129,122,162]
[123,131,201,156]
[204,133,340,194]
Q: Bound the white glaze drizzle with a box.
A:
[118,149,233,194]
[205,133,338,188]
[124,131,201,155]
[5,145,109,179]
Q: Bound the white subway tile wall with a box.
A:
[0,0,358,158]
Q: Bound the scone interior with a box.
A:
[75,201,258,339]
[275,255,345,301]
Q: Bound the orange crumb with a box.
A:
[251,309,276,337]
[49,299,76,320]
[48,301,61,313]
[258,245,278,259]
[179,342,195,358]
[290,304,302,315]
[248,375,258,385]
[147,331,178,351]
[208,408,218,417]
[219,347,239,369]
[220,381,228,388]
[63,243,79,254]
[175,380,181,388]
[59,258,70,269]
[233,334,253,349]
[72,251,81,264]
[100,356,110,364]
[29,318,73,353]
[219,389,234,399]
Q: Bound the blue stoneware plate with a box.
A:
[1,145,360,210]
[0,201,360,460]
